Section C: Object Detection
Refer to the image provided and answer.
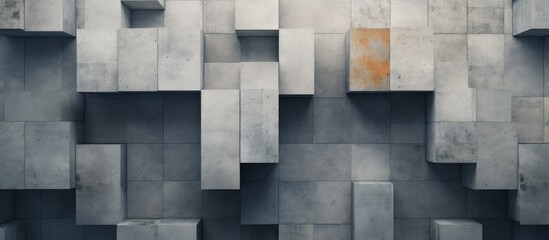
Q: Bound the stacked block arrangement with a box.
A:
[2,0,549,239]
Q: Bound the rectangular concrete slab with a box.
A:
[513,0,549,36]
[279,28,314,95]
[158,219,201,240]
[122,0,165,10]
[427,122,477,163]
[352,182,393,240]
[118,28,158,92]
[431,219,482,240]
[429,0,467,33]
[0,122,25,189]
[117,220,159,240]
[76,29,118,92]
[201,90,240,189]
[240,62,279,90]
[24,0,75,36]
[76,144,126,225]
[235,0,279,36]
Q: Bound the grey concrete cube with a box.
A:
[235,0,279,36]
[76,144,126,225]
[25,122,77,189]
[427,122,476,163]
[352,182,393,240]
[241,181,278,224]
[122,0,165,10]
[240,62,278,90]
[279,28,314,95]
[76,29,118,92]
[513,0,549,36]
[0,122,25,189]
[117,220,159,240]
[431,219,482,240]
[201,90,240,189]
[80,0,131,29]
[24,0,75,36]
[158,219,201,240]
[203,63,241,90]
[118,28,159,92]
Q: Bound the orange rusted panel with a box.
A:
[348,28,390,92]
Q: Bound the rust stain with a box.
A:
[349,28,390,91]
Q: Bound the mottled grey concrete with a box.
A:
[279,29,315,95]
[158,219,201,240]
[351,0,389,28]
[76,29,118,92]
[117,28,158,92]
[241,181,278,224]
[427,122,477,163]
[513,0,549,36]
[353,182,393,240]
[203,63,240,90]
[351,144,390,181]
[429,0,467,33]
[235,0,278,36]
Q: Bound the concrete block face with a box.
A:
[159,1,203,91]
[0,122,25,189]
[241,181,278,224]
[163,181,202,218]
[240,62,278,90]
[240,37,279,62]
[391,144,428,180]
[163,96,201,144]
[353,182,393,240]
[75,144,126,225]
[279,225,313,240]
[504,35,544,97]
[346,28,390,92]
[280,97,314,143]
[0,0,24,31]
[81,0,130,29]
[235,0,279,36]
[118,28,158,92]
[429,0,467,33]
[76,29,118,92]
[122,0,165,10]
[512,97,544,143]
[351,144,390,181]
[351,0,390,28]
[394,181,466,218]
[350,96,391,143]
[204,63,240,90]
[314,98,351,143]
[240,89,279,163]
[204,1,235,34]
[280,0,351,33]
[431,219,482,240]
[476,89,511,122]
[163,144,200,181]
[157,219,201,240]
[127,181,163,218]
[127,144,163,181]
[201,90,240,189]
[24,0,75,36]
[25,122,76,189]
[466,190,507,218]
[427,89,476,122]
[25,38,63,91]
[314,34,347,98]
[242,225,278,240]
[467,34,504,89]
[391,0,428,28]
[202,218,241,240]
[205,33,241,63]
[427,123,476,163]
[390,27,434,91]
[279,144,351,181]
[4,92,64,122]
[468,5,504,34]
[117,220,159,240]
[462,123,518,190]
[513,0,549,36]
[279,29,314,95]
[202,190,240,218]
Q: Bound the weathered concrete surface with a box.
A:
[513,0,549,36]
[279,28,314,95]
[353,182,393,240]
[240,62,278,90]
[431,219,482,240]
[118,28,158,92]
[0,122,25,189]
[80,0,131,29]
[427,122,476,163]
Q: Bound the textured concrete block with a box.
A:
[475,89,511,122]
[351,0,390,28]
[504,35,544,97]
[462,123,518,190]
[391,123,425,143]
[391,0,428,28]
[76,144,126,225]
[76,29,118,92]
[241,181,278,224]
[25,38,62,91]
[131,10,164,28]
[512,97,544,143]
[0,0,25,34]
[4,92,64,121]
[242,225,278,240]
[163,181,202,218]
[394,181,466,218]
[204,34,241,63]
[118,28,159,92]
[351,144,390,181]
[390,27,434,91]
[163,96,201,144]
[468,6,504,33]
[315,34,347,97]
[241,89,279,163]
[158,219,201,240]
[280,97,314,143]
[391,144,428,180]
[203,63,240,90]
[427,122,476,163]
[431,219,482,240]
[81,0,131,29]
[204,1,235,33]
[468,34,504,89]
[394,219,430,240]
[350,96,391,143]
[126,96,163,143]
[346,28,390,92]
[127,144,163,181]
[117,220,159,240]
[279,29,314,95]
[159,1,203,91]
[427,88,476,122]
[25,122,77,189]
[24,0,75,36]
[279,144,351,181]
[352,182,393,240]
[201,90,240,189]
[0,220,25,240]
[513,0,549,36]
[127,181,163,218]
[235,0,278,36]
[279,225,313,240]
[314,98,351,143]
[280,0,350,34]
[429,0,467,33]
[163,144,200,181]
[0,122,24,189]
[122,0,165,10]
[240,62,278,90]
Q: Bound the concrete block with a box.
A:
[352,182,393,240]
[204,1,235,33]
[242,225,278,240]
[24,0,75,36]
[391,0,428,28]
[4,92,63,121]
[201,90,240,189]
[163,181,202,218]
[468,6,504,33]
[131,10,164,28]
[504,35,544,97]
[394,219,430,240]
[476,89,512,122]
[468,34,504,89]
[313,225,351,240]
[163,96,200,144]
[280,0,350,34]
[83,226,116,240]
[41,189,76,218]
[462,123,518,190]
[159,1,203,91]
[241,181,278,224]
[127,181,163,218]
[122,0,165,10]
[242,163,278,182]
[0,122,24,189]
[427,88,476,122]
[126,96,163,143]
[202,190,240,218]
[76,29,118,92]
[391,94,426,123]
[346,28,390,92]
[117,220,159,240]
[315,34,347,97]
[158,219,201,240]
[76,144,126,225]
[235,0,278,36]
[513,0,549,36]
[279,29,314,94]
[240,62,278,90]
[0,220,25,240]
[163,144,200,181]
[350,96,391,143]
[41,218,84,240]
[0,0,25,34]
[279,144,351,181]
[431,219,482,240]
[280,97,314,143]
[241,37,279,62]
[203,63,240,90]
[429,0,467,33]
[390,27,434,91]
[25,38,63,91]
[466,190,507,218]
[279,225,313,240]
[241,89,278,163]
[314,98,351,143]
[0,37,24,92]
[351,0,390,28]
[351,144,390,181]
[512,97,544,143]
[127,144,163,181]
[0,191,13,223]
[391,123,425,143]
[427,122,476,163]
[25,122,77,189]
[394,181,466,218]
[81,0,131,29]
[434,34,468,63]
[202,218,241,240]
[84,95,127,143]
[391,144,428,180]
[204,34,241,63]
[118,28,159,92]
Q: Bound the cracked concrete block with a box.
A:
[159,1,203,91]
[0,0,24,34]
[351,0,390,28]
[241,181,278,224]
[504,35,544,97]
[346,28,390,92]
[352,182,393,240]
[24,0,75,36]
[468,6,504,34]
[475,89,512,122]
[391,0,428,28]
[431,219,482,240]
[390,27,434,91]
[76,144,126,225]
[427,88,476,123]
[122,0,165,10]
[25,122,77,189]
[201,90,240,189]
[429,0,467,33]
[76,29,118,92]
[279,28,315,95]
[427,122,476,163]
[235,0,278,36]
[118,28,158,92]
[468,34,504,89]
[0,122,24,189]
[462,123,518,190]
[513,0,549,36]
[351,144,390,181]
[512,97,544,143]
[203,63,240,90]
[279,0,351,34]
[81,0,131,29]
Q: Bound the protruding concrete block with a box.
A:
[122,0,165,10]
[117,219,201,240]
[241,181,278,224]
[80,0,131,29]
[346,28,390,92]
[240,62,278,90]
[427,122,476,163]
[77,29,118,92]
[25,122,77,189]
[201,90,240,189]
[390,27,434,91]
[24,0,75,36]
[279,28,314,95]
[76,144,126,225]
[117,28,159,92]
[0,0,25,35]
[512,97,544,143]
[0,220,26,240]
[235,0,278,36]
[0,122,25,189]
[352,182,393,240]
[431,219,482,240]
[158,1,203,91]
[513,0,549,36]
